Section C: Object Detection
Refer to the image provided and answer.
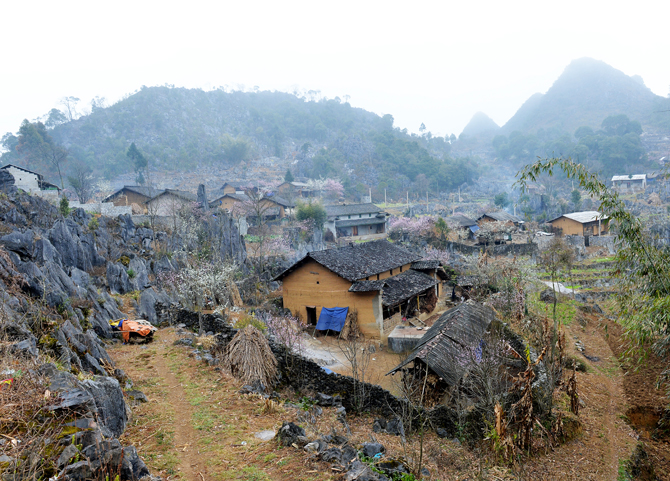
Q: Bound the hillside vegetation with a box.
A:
[501,57,670,134]
[1,87,480,199]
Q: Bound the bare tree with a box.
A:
[67,163,94,203]
[59,96,80,121]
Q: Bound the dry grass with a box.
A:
[225,325,277,390]
[0,356,71,480]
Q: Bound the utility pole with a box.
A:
[384,189,387,206]
[407,191,409,211]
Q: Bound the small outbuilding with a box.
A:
[548,211,609,236]
[387,302,499,386]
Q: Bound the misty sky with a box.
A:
[1,0,668,141]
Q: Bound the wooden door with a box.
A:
[352,226,358,236]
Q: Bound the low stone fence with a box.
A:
[446,241,538,257]
[69,201,132,216]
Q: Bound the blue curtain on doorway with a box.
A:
[315,307,349,332]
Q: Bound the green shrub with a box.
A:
[234,315,267,332]
[88,216,99,231]
[126,269,136,279]
[59,197,70,217]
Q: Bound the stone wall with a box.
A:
[70,201,132,216]
[446,241,537,257]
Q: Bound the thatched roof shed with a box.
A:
[387,302,498,386]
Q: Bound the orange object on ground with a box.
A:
[120,320,155,342]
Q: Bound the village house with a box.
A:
[446,214,478,240]
[548,211,609,236]
[324,203,389,239]
[145,189,198,216]
[276,181,316,199]
[477,211,524,227]
[209,192,293,220]
[274,240,445,339]
[611,174,646,193]
[218,181,261,195]
[103,186,162,210]
[0,164,60,200]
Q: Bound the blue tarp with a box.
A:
[315,307,349,332]
[469,225,480,233]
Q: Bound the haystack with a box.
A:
[225,325,277,391]
[340,309,360,340]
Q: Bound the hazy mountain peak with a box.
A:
[460,111,500,138]
[502,57,666,134]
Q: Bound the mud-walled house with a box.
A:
[548,211,609,236]
[103,186,162,209]
[274,240,446,339]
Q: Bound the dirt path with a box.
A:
[151,340,203,480]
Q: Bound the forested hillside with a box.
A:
[1,87,479,199]
[501,57,670,134]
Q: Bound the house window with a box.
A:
[316,281,320,284]
[359,214,362,218]
[348,215,351,219]
[400,266,403,272]
[376,274,380,280]
[390,269,393,275]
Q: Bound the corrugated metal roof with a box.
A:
[549,211,608,224]
[387,303,498,386]
[611,174,646,181]
[447,214,477,227]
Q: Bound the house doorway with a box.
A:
[352,226,358,236]
[306,306,317,326]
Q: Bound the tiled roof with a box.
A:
[388,303,498,385]
[447,215,477,228]
[479,211,523,223]
[325,203,384,217]
[348,269,438,306]
[103,186,162,202]
[149,189,198,202]
[348,279,386,292]
[274,239,420,282]
[336,217,386,228]
[209,192,293,208]
[381,270,437,307]
[411,260,441,270]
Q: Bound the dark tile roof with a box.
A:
[274,239,420,282]
[336,217,387,228]
[149,189,197,202]
[447,214,477,228]
[381,270,437,307]
[478,211,523,223]
[209,192,293,209]
[325,203,384,217]
[348,279,386,292]
[103,186,162,202]
[1,164,43,179]
[411,260,441,270]
[388,302,498,385]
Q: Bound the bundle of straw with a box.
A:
[225,325,277,391]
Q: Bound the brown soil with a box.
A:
[107,307,670,480]
[599,317,670,479]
